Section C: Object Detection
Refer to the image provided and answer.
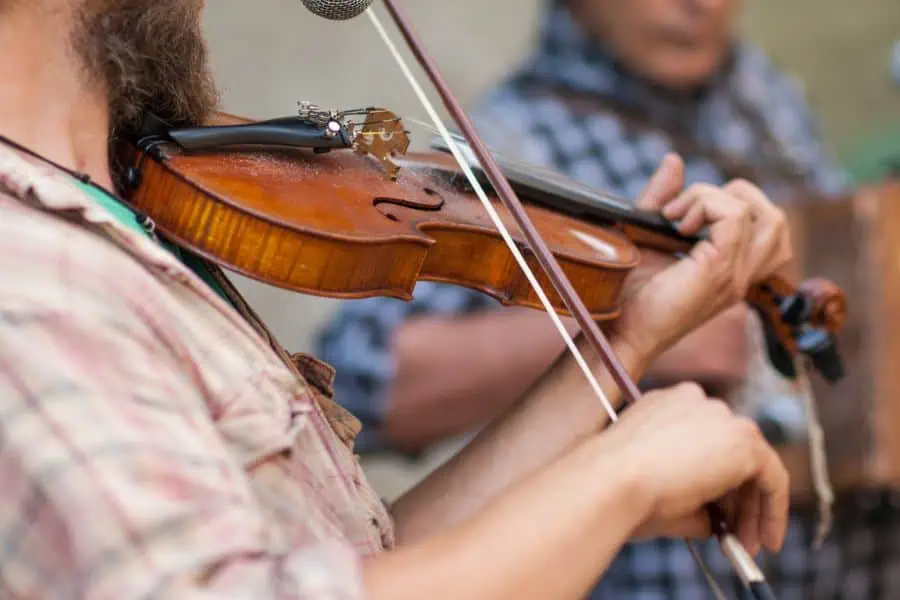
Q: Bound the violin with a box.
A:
[117,107,845,384]
[116,2,848,597]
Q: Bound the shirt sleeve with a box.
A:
[315,283,499,454]
[0,300,366,600]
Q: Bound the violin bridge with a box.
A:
[347,108,411,180]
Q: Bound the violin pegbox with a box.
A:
[346,108,411,180]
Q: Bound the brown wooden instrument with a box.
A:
[118,113,637,321]
[115,109,846,387]
[112,2,850,596]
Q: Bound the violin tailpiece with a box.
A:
[349,108,411,179]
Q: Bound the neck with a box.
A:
[0,7,113,190]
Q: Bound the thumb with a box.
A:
[636,153,685,211]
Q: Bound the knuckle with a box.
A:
[726,178,753,194]
[688,183,718,198]
[675,381,706,400]
[735,416,763,441]
[777,459,790,485]
[735,203,752,222]
[728,280,746,302]
[705,397,732,417]
[772,206,788,227]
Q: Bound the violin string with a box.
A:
[364,7,619,424]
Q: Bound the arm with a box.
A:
[390,302,750,452]
[642,300,749,398]
[317,284,578,456]
[368,431,648,600]
[0,300,784,600]
[320,288,746,456]
[385,307,579,453]
[390,161,795,541]
[389,331,642,541]
[368,383,790,600]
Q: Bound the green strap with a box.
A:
[72,179,232,304]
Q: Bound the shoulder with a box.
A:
[732,43,816,118]
[469,77,568,167]
[0,189,169,322]
[732,43,851,195]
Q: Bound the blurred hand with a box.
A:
[608,154,792,364]
[596,382,789,554]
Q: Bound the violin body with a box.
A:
[118,109,846,383]
[119,114,640,321]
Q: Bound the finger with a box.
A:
[734,482,762,556]
[742,222,781,283]
[660,183,720,222]
[752,436,791,551]
[664,188,747,237]
[686,205,749,296]
[638,511,713,540]
[636,153,685,210]
[723,179,779,223]
[723,179,792,278]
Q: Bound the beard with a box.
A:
[73,0,219,139]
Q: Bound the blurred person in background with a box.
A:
[317,0,900,598]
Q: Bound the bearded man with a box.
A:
[0,2,795,598]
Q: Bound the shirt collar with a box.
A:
[0,142,187,277]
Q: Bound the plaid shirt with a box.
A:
[0,144,393,599]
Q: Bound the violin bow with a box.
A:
[311,1,778,598]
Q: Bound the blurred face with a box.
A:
[571,0,742,91]
[74,0,217,136]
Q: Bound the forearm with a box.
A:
[391,334,649,541]
[368,434,647,600]
[384,309,578,452]
[643,305,750,398]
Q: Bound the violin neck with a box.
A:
[431,140,702,253]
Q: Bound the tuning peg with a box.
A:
[797,328,844,382]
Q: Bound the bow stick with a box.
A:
[363,1,777,598]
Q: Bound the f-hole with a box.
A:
[373,187,445,212]
[374,186,445,224]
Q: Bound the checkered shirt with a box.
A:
[592,489,900,600]
[0,144,393,599]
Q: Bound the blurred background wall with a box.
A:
[201,0,900,355]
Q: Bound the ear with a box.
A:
[636,153,685,211]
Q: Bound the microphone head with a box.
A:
[301,0,374,20]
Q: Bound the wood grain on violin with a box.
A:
[119,127,638,321]
[117,109,846,384]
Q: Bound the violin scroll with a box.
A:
[748,275,845,383]
[800,277,847,333]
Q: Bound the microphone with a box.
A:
[300,0,374,20]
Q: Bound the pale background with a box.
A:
[202,0,900,355]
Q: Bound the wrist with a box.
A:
[582,435,656,536]
[603,331,655,382]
